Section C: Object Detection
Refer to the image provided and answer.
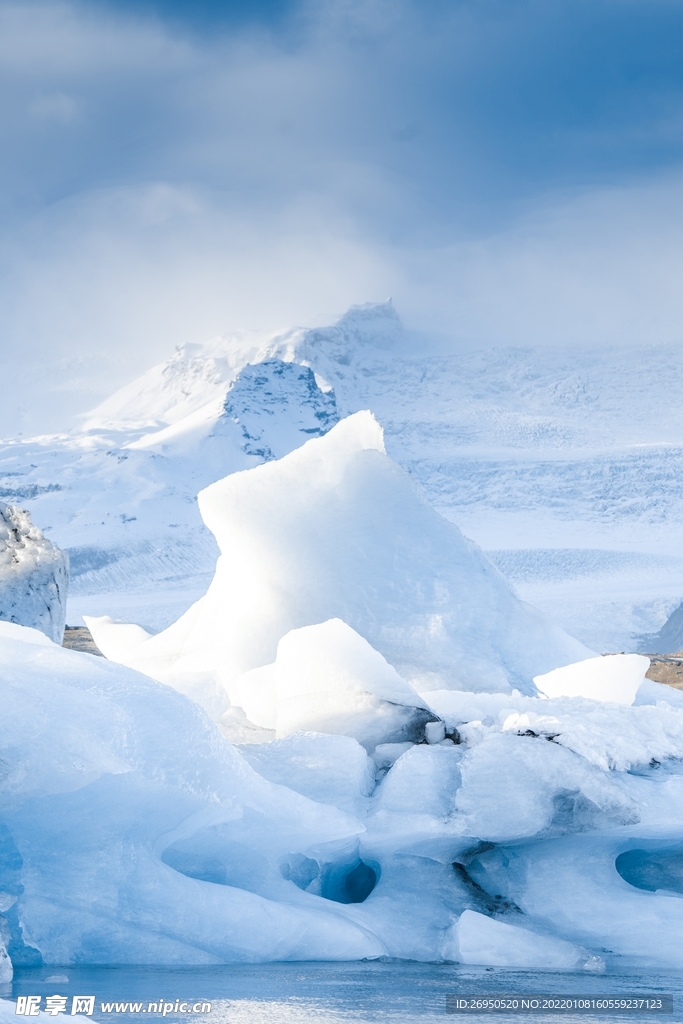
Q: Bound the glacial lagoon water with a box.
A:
[6,962,683,1024]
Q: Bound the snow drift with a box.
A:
[87,412,591,718]
[0,503,68,643]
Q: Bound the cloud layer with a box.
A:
[3,0,683,433]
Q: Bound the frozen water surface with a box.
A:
[6,963,683,1024]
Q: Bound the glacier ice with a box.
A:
[446,910,583,969]
[3,618,683,966]
[239,732,375,818]
[534,653,649,705]
[86,411,591,716]
[0,503,68,644]
[0,623,384,964]
[229,619,438,749]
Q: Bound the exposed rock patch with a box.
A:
[0,502,69,643]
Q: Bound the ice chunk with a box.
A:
[429,685,683,773]
[425,721,446,744]
[454,732,637,842]
[0,503,68,644]
[239,733,375,817]
[232,619,438,749]
[476,831,683,968]
[5,609,683,966]
[534,654,650,705]
[0,629,386,964]
[82,615,152,660]
[89,412,591,700]
[372,742,414,769]
[0,945,10,984]
[376,744,463,817]
[448,910,582,969]
[635,677,683,708]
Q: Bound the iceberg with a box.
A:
[3,619,683,966]
[0,503,68,643]
[0,624,384,965]
[87,412,591,719]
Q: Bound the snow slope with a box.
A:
[2,301,683,648]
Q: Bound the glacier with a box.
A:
[0,502,68,643]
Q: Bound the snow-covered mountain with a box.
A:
[2,300,683,649]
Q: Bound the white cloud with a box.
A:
[393,174,683,346]
[1,0,683,433]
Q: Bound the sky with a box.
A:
[3,0,683,433]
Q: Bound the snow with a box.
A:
[426,683,683,772]
[0,503,68,643]
[533,654,650,705]
[86,412,591,722]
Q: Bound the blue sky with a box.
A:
[3,0,683,432]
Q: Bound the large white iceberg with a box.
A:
[0,503,68,644]
[87,412,591,715]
